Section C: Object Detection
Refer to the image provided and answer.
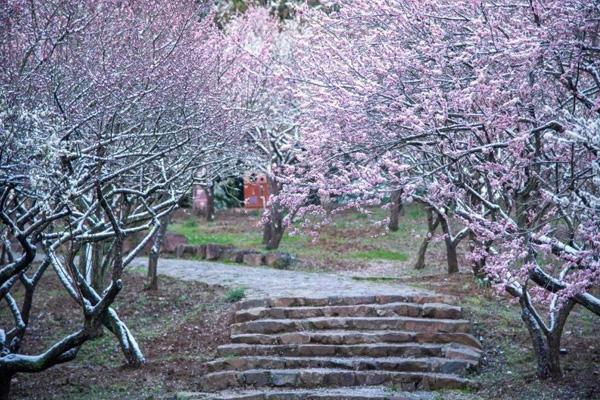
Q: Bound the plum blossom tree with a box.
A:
[278,0,600,379]
[221,7,302,249]
[0,0,241,396]
[215,0,302,23]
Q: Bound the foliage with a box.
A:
[273,0,600,379]
[3,0,599,392]
[213,178,244,209]
[224,287,246,303]
[351,249,409,262]
[0,0,246,396]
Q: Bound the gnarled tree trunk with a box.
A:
[146,214,171,291]
[262,175,285,250]
[516,293,574,379]
[439,213,462,274]
[388,189,403,232]
[203,184,215,221]
[414,207,439,270]
[445,240,459,274]
[87,242,106,338]
[90,242,104,292]
[263,221,285,250]
[468,231,487,278]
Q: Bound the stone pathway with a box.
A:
[190,295,482,399]
[131,258,436,300]
[131,258,482,399]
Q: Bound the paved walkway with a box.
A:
[131,258,432,299]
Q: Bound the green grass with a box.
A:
[459,293,539,386]
[224,287,246,303]
[350,249,409,261]
[75,334,117,367]
[407,205,426,220]
[170,219,261,247]
[168,204,439,270]
[171,216,327,258]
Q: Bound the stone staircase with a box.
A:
[191,294,482,399]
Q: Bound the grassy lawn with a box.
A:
[350,249,409,262]
[169,205,455,276]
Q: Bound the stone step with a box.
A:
[237,295,457,311]
[231,317,471,336]
[177,387,464,400]
[195,293,480,398]
[234,303,462,323]
[199,368,476,392]
[205,356,476,375]
[230,330,482,350]
[216,343,481,360]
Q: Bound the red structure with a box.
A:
[243,173,269,209]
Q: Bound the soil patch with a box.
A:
[8,272,234,400]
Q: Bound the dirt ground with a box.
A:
[7,273,234,400]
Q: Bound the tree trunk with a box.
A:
[265,222,284,250]
[262,221,272,246]
[468,231,487,278]
[545,333,563,379]
[263,176,285,250]
[146,214,171,291]
[445,240,459,274]
[263,203,285,250]
[51,260,145,367]
[523,305,553,378]
[518,295,574,379]
[90,242,104,291]
[204,184,215,222]
[414,208,439,270]
[89,242,105,338]
[387,190,403,232]
[439,213,460,274]
[520,306,563,378]
[101,309,145,367]
[0,373,12,400]
[414,239,429,270]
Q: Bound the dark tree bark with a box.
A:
[438,211,466,274]
[414,207,439,270]
[511,287,575,379]
[387,189,403,232]
[262,220,272,245]
[445,239,459,274]
[87,243,106,338]
[468,231,488,278]
[90,242,104,291]
[262,175,285,250]
[264,222,285,250]
[146,214,171,291]
[203,184,215,221]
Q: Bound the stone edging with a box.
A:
[175,244,293,269]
